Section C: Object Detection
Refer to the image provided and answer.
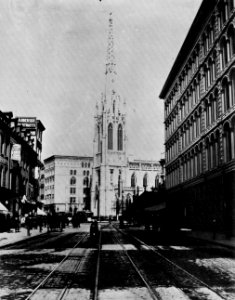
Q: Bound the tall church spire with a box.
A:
[105,13,117,86]
[92,11,127,219]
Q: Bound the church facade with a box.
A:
[90,14,163,218]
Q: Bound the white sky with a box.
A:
[0,0,202,161]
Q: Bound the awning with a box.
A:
[0,202,9,213]
[145,202,166,212]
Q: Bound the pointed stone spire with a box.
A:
[105,12,117,83]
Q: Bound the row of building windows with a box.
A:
[81,162,91,168]
[166,69,235,163]
[69,176,90,186]
[163,0,235,192]
[45,185,54,191]
[70,169,90,176]
[165,3,235,120]
[44,166,54,174]
[166,116,235,188]
[130,173,160,189]
[45,175,54,184]
[45,194,54,199]
[166,44,235,140]
[70,169,77,175]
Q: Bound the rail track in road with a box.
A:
[115,225,229,300]
[24,232,95,300]
[1,223,232,299]
[112,231,162,300]
[95,223,161,300]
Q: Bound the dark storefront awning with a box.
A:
[0,202,9,213]
[145,202,166,212]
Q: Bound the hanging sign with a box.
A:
[11,144,21,161]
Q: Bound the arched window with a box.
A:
[230,68,235,106]
[214,89,219,120]
[202,33,208,55]
[117,124,123,151]
[131,173,136,188]
[223,122,232,162]
[143,173,148,188]
[108,123,113,150]
[70,176,76,185]
[220,36,228,69]
[222,77,231,112]
[228,26,235,59]
[218,0,228,28]
[155,175,159,188]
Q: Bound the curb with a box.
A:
[0,232,47,249]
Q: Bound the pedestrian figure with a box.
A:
[90,220,99,241]
[25,214,31,236]
[14,213,20,232]
[38,216,43,232]
[77,212,80,228]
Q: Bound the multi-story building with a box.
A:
[0,111,45,216]
[159,0,235,236]
[12,117,45,162]
[11,116,45,202]
[43,155,93,213]
[91,14,163,218]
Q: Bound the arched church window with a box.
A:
[70,176,76,185]
[108,123,113,150]
[117,124,123,151]
[131,173,136,187]
[143,173,148,188]
[155,175,159,188]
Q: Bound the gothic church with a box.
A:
[91,14,162,218]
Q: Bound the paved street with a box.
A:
[0,223,234,300]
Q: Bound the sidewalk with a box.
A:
[0,223,91,248]
[0,227,45,248]
[124,224,235,249]
[182,229,235,249]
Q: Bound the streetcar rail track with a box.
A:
[115,225,228,300]
[25,232,89,300]
[112,231,161,300]
[91,230,102,300]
